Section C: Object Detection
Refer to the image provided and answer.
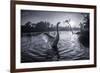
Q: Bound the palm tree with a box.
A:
[64,18,73,34]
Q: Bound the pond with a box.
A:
[21,31,89,63]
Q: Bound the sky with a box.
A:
[21,10,89,27]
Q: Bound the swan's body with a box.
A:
[43,22,60,60]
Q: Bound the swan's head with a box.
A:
[57,22,61,26]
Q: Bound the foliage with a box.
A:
[21,21,80,33]
[35,21,50,32]
[79,14,89,48]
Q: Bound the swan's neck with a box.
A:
[57,24,59,36]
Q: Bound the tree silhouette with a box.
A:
[79,13,89,48]
[35,21,50,32]
[21,21,33,33]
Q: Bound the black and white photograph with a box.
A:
[21,10,90,63]
[11,1,96,72]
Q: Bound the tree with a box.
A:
[81,13,89,30]
[21,21,32,33]
[79,13,90,48]
[35,21,50,32]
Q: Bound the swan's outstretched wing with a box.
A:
[44,33,55,39]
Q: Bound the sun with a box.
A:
[70,21,76,27]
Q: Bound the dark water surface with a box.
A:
[21,31,89,63]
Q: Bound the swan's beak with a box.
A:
[57,22,61,24]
